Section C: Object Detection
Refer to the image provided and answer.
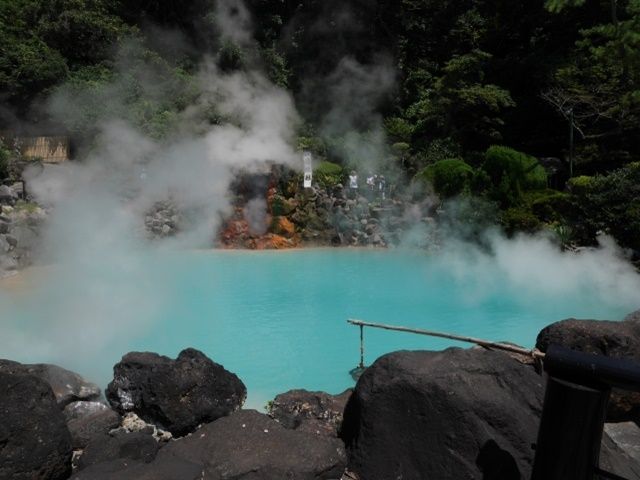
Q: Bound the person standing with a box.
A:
[349,171,359,199]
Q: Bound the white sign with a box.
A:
[303,151,312,188]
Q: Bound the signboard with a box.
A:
[303,151,312,188]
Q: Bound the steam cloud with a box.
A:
[0,1,300,378]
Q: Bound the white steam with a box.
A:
[437,231,640,313]
[0,2,301,377]
[320,56,396,173]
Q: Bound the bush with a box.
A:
[313,161,344,187]
[416,158,474,198]
[0,144,9,181]
[501,207,542,234]
[528,190,573,222]
[567,175,594,194]
[567,164,640,250]
[482,146,547,207]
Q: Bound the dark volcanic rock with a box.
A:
[72,410,346,479]
[0,359,101,407]
[536,316,640,422]
[64,401,121,449]
[340,348,545,480]
[536,317,640,359]
[106,348,246,436]
[268,388,352,436]
[156,409,346,479]
[0,371,73,480]
[77,431,161,470]
[71,455,203,480]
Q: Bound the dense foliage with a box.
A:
[0,0,638,251]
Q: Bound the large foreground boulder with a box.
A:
[73,409,346,479]
[0,359,101,407]
[536,314,640,422]
[340,348,544,480]
[106,348,246,436]
[0,371,73,480]
[268,388,352,436]
[341,347,640,480]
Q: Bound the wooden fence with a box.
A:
[1,135,70,163]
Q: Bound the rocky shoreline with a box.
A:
[2,313,640,479]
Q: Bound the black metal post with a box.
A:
[531,345,640,480]
[359,325,364,369]
[531,376,610,480]
[568,108,574,178]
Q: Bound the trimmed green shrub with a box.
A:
[567,175,594,194]
[482,146,547,207]
[528,190,573,222]
[313,161,344,187]
[416,158,474,198]
[501,207,542,234]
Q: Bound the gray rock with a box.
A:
[9,182,23,197]
[601,429,640,479]
[341,347,640,480]
[0,371,73,480]
[6,234,17,247]
[9,224,39,254]
[0,254,18,271]
[0,184,17,204]
[0,360,101,407]
[63,400,112,421]
[341,348,544,480]
[64,401,121,449]
[0,234,10,252]
[605,422,640,465]
[268,389,352,436]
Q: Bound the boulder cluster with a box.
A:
[220,181,436,250]
[144,201,181,239]
[1,314,640,479]
[0,183,45,276]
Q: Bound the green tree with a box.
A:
[407,50,515,152]
[0,0,127,111]
[543,0,640,170]
[49,39,197,140]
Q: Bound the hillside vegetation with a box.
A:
[1,0,639,253]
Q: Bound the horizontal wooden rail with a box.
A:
[347,318,545,361]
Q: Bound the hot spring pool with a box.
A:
[1,247,638,408]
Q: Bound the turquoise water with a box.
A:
[1,248,638,408]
